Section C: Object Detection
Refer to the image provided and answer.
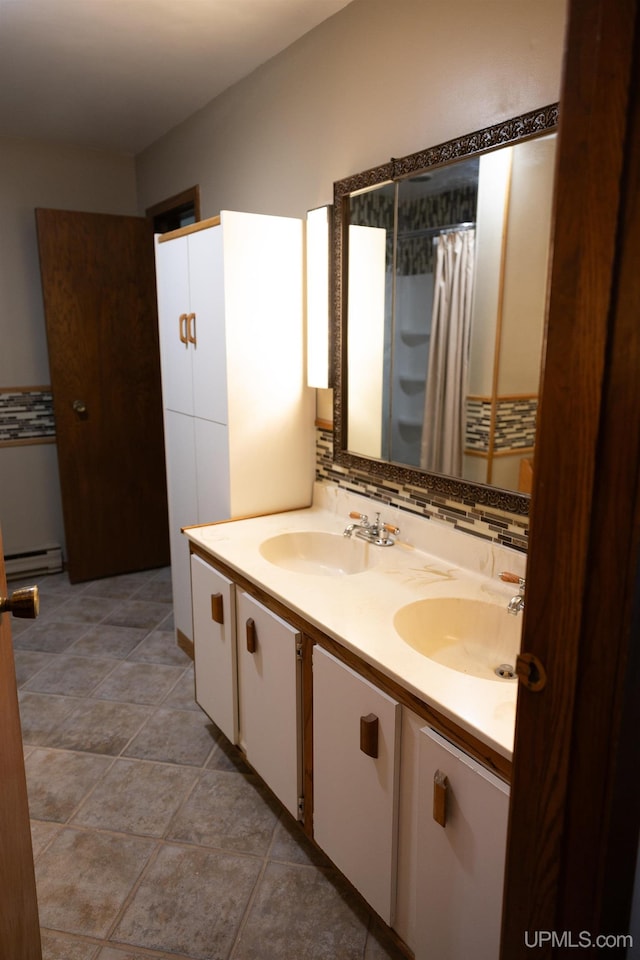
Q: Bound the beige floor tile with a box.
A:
[112,843,261,959]
[41,930,100,959]
[123,706,217,766]
[231,860,369,960]
[167,769,279,855]
[36,828,156,939]
[72,758,198,837]
[68,625,149,660]
[103,599,172,631]
[23,654,120,697]
[25,747,113,821]
[92,661,185,705]
[46,699,153,755]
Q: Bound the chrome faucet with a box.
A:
[343,511,399,546]
[506,576,526,615]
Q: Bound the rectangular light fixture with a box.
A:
[306,205,332,389]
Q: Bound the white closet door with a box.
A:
[313,646,401,925]
[191,554,237,743]
[187,225,228,426]
[236,589,302,819]
[416,727,510,960]
[155,234,194,416]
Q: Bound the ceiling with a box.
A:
[0,0,352,155]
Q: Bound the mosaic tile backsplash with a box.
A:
[0,390,55,444]
[316,426,529,553]
[465,397,538,453]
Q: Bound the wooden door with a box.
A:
[36,209,170,582]
[501,0,640,953]
[0,526,42,960]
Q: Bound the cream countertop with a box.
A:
[184,482,527,760]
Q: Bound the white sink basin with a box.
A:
[259,531,377,576]
[393,597,521,681]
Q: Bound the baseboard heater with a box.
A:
[4,543,63,579]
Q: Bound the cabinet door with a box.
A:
[236,590,302,819]
[190,554,237,743]
[155,234,194,417]
[416,727,510,960]
[187,225,228,425]
[163,410,197,643]
[193,417,231,522]
[313,647,401,925]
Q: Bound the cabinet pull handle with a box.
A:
[433,769,448,827]
[246,617,257,654]
[211,593,223,624]
[360,713,379,758]
[187,312,197,345]
[179,313,188,345]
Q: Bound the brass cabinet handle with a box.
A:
[187,312,196,345]
[72,399,87,416]
[246,617,257,654]
[360,713,379,758]
[0,585,39,620]
[211,593,223,624]
[433,769,448,827]
[179,313,188,345]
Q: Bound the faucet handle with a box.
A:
[501,571,525,593]
[349,512,368,522]
[500,571,524,584]
[383,522,400,536]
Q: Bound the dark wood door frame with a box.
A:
[502,0,640,954]
[0,528,42,959]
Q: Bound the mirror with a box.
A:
[332,104,558,515]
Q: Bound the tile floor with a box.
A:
[11,566,407,960]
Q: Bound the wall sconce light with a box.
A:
[306,205,332,389]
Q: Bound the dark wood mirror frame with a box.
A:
[331,103,559,516]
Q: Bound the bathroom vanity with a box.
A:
[184,483,524,958]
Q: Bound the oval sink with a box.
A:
[259,531,376,576]
[393,597,521,681]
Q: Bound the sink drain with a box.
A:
[495,663,517,680]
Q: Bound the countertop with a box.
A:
[184,483,526,760]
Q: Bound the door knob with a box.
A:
[0,586,40,619]
[72,399,87,416]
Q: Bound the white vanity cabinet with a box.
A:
[415,726,510,960]
[312,646,401,925]
[236,589,303,820]
[154,211,313,648]
[190,553,237,743]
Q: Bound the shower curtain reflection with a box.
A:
[420,229,476,475]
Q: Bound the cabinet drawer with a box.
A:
[313,646,401,925]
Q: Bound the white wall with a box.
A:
[1,0,568,559]
[0,138,138,556]
[136,0,567,221]
[136,0,566,425]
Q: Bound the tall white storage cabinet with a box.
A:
[155,212,314,648]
